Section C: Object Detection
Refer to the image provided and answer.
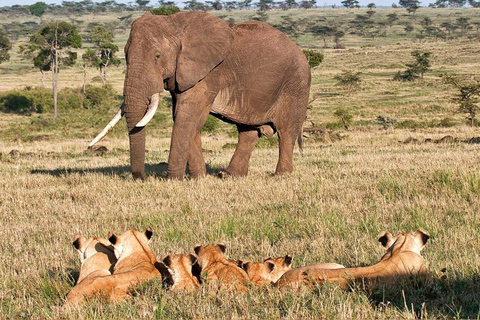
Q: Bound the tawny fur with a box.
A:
[72,235,117,284]
[271,262,345,290]
[274,229,430,290]
[240,255,293,287]
[163,253,201,292]
[66,228,161,304]
[194,243,250,292]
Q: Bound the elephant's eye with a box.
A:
[155,54,161,60]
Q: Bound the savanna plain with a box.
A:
[0,6,479,319]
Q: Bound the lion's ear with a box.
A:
[237,259,245,269]
[108,232,119,246]
[378,231,393,248]
[194,244,202,255]
[284,254,293,267]
[265,261,275,273]
[145,227,153,240]
[188,253,197,265]
[163,254,172,267]
[216,242,226,253]
[414,228,430,245]
[72,235,85,251]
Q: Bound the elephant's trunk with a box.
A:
[122,63,154,180]
[125,107,147,180]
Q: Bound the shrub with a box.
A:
[334,71,362,95]
[303,49,324,68]
[58,87,83,110]
[333,108,354,130]
[202,115,220,133]
[83,84,116,109]
[376,115,397,129]
[0,87,52,114]
[394,50,432,81]
[151,6,180,15]
[256,136,278,148]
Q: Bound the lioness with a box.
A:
[163,253,201,292]
[194,243,250,292]
[66,228,161,304]
[72,235,117,284]
[274,229,430,290]
[239,255,294,287]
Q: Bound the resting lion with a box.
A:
[239,255,294,287]
[194,243,250,292]
[274,229,430,290]
[163,253,201,292]
[66,228,161,304]
[72,235,117,284]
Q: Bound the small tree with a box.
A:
[151,5,180,14]
[394,50,432,81]
[334,70,362,95]
[310,24,337,48]
[341,0,360,7]
[90,26,121,86]
[29,2,47,20]
[302,49,324,68]
[386,13,399,28]
[0,30,12,64]
[183,0,206,10]
[334,108,354,130]
[28,21,82,119]
[81,48,99,93]
[399,0,420,13]
[442,74,480,127]
[376,115,397,129]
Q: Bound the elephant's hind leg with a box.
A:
[224,124,259,177]
[274,109,306,175]
[187,131,207,179]
[274,128,297,175]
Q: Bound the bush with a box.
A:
[83,84,116,109]
[0,87,52,114]
[151,6,180,15]
[58,87,83,110]
[333,107,354,130]
[376,115,397,129]
[256,136,278,148]
[303,49,324,68]
[202,115,220,133]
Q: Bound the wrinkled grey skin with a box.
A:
[124,11,311,180]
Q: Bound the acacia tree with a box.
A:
[90,26,121,85]
[29,21,82,119]
[334,70,362,95]
[399,0,420,13]
[29,2,47,21]
[81,48,98,93]
[0,30,11,64]
[443,74,480,127]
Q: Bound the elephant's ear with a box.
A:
[173,12,234,92]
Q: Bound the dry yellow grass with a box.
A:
[1,125,480,318]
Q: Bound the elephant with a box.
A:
[89,11,311,180]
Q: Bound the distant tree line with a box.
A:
[0,0,318,15]
[1,0,480,17]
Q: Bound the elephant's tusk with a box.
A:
[88,104,125,147]
[135,93,160,127]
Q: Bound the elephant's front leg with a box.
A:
[224,124,259,177]
[167,90,212,180]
